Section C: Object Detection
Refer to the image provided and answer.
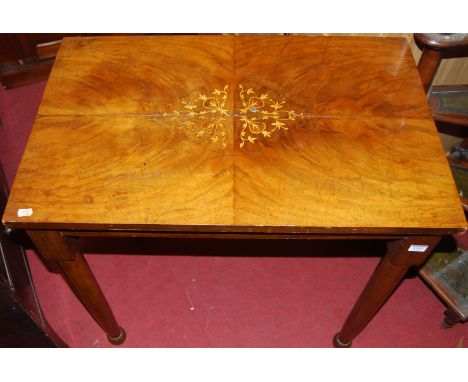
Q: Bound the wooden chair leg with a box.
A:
[27,230,125,345]
[334,236,440,347]
[418,48,443,93]
[442,308,462,329]
[460,139,468,150]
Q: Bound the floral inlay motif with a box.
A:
[159,85,303,148]
[238,85,303,148]
[162,85,229,148]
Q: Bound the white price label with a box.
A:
[17,208,33,217]
[408,245,428,253]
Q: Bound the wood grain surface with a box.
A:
[3,35,466,234]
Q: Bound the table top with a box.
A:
[3,35,466,235]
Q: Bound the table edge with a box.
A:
[3,220,466,236]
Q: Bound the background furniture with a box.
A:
[0,34,80,88]
[419,244,468,328]
[0,163,65,347]
[415,34,468,207]
[415,34,468,141]
[414,33,468,329]
[0,33,156,88]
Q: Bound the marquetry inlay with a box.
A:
[158,85,304,147]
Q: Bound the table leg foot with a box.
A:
[333,333,352,348]
[108,327,126,345]
[441,308,461,329]
[441,321,453,329]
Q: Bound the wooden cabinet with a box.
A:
[0,33,82,88]
[0,33,160,89]
[0,164,65,347]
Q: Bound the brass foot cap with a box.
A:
[108,327,126,345]
[333,333,352,348]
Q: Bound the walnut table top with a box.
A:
[3,35,466,235]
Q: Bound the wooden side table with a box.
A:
[2,35,466,346]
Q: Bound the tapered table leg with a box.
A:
[27,230,125,345]
[334,236,440,347]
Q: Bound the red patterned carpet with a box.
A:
[1,81,466,347]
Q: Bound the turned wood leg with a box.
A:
[334,236,440,348]
[442,308,462,329]
[418,48,443,93]
[27,230,126,345]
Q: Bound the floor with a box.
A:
[0,81,466,347]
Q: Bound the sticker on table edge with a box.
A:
[17,208,33,217]
[408,244,429,252]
